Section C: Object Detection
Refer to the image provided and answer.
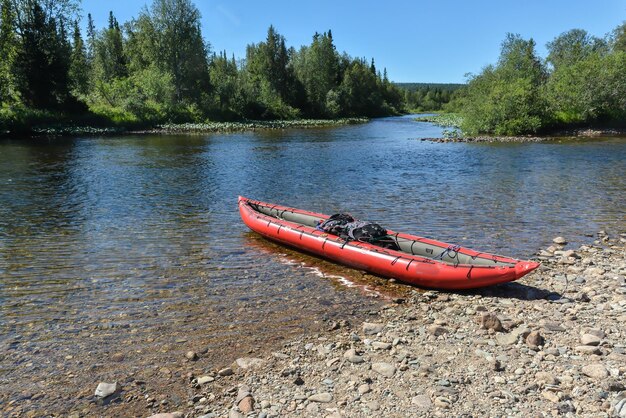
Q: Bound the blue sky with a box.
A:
[82,0,626,83]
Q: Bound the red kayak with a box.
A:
[238,196,539,290]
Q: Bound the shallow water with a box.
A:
[0,115,625,412]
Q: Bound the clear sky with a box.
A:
[81,0,626,83]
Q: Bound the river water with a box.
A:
[0,115,625,413]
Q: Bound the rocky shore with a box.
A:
[3,232,625,417]
[419,128,626,143]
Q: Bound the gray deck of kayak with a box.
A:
[252,203,515,267]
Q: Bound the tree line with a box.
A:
[0,0,404,130]
[452,24,626,135]
[395,83,463,112]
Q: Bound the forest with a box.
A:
[454,26,626,135]
[1,0,625,136]
[0,0,404,133]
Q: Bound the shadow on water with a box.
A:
[242,231,564,303]
[242,232,412,300]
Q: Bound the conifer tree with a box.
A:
[0,0,17,103]
[69,19,89,95]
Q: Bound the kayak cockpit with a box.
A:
[246,200,516,268]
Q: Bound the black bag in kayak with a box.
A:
[344,221,388,242]
[317,213,355,235]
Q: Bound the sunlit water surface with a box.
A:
[0,115,624,411]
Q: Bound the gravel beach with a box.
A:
[2,231,625,417]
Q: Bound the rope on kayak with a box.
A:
[466,265,474,279]
[405,259,414,271]
[410,241,417,255]
[436,245,461,260]
[277,225,283,234]
[436,244,461,267]
[391,256,401,266]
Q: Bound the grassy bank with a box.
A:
[0,106,369,138]
[151,118,369,134]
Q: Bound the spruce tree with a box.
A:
[0,0,17,103]
[69,19,89,95]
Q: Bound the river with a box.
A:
[0,115,625,414]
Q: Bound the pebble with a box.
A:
[218,367,234,377]
[575,345,601,355]
[362,322,385,335]
[372,362,396,377]
[110,352,125,362]
[553,236,567,245]
[308,392,333,403]
[542,391,561,403]
[434,396,452,409]
[235,357,265,369]
[372,341,391,350]
[147,413,183,418]
[343,348,364,364]
[480,313,504,331]
[427,325,448,336]
[197,376,214,385]
[582,363,609,379]
[94,382,119,398]
[411,394,432,409]
[358,384,371,395]
[238,396,254,414]
[614,399,626,418]
[185,351,198,361]
[535,372,559,385]
[526,331,544,348]
[580,333,601,346]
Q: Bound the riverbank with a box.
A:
[413,114,626,143]
[170,232,625,418]
[0,118,369,138]
[419,129,626,144]
[5,231,623,417]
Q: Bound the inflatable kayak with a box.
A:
[238,196,539,290]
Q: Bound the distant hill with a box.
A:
[394,83,465,92]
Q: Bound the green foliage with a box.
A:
[456,24,626,135]
[242,25,301,119]
[143,0,210,102]
[69,20,89,96]
[12,1,73,109]
[292,31,340,116]
[459,34,550,135]
[612,21,626,53]
[546,29,606,70]
[414,113,463,128]
[0,0,17,103]
[91,12,126,83]
[398,84,463,112]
